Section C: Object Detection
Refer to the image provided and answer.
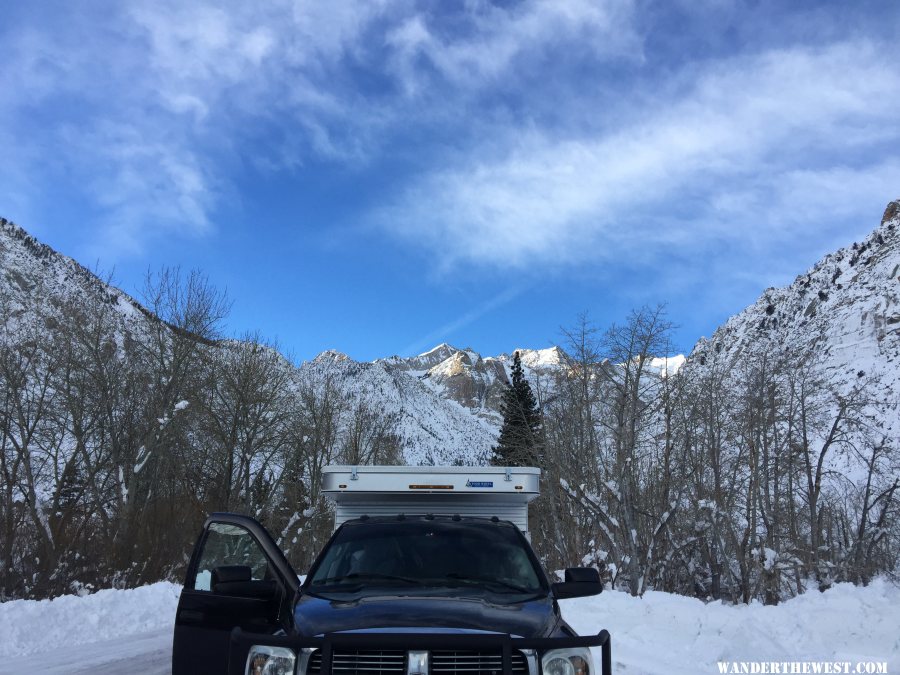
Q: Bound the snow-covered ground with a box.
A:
[564,579,899,674]
[0,582,180,674]
[0,580,897,674]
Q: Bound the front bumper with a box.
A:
[228,628,612,675]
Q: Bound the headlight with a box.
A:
[246,645,296,675]
[542,648,592,675]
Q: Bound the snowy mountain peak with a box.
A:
[418,342,459,358]
[427,350,474,378]
[385,343,464,371]
[648,354,686,377]
[312,349,350,364]
[513,346,566,370]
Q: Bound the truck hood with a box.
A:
[293,592,559,638]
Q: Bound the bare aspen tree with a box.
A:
[200,334,291,513]
[596,305,674,596]
[108,268,229,582]
[539,315,605,572]
[548,307,679,596]
[0,303,65,596]
[276,363,346,571]
[341,399,401,466]
[677,351,743,600]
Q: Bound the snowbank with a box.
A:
[561,579,899,674]
[0,581,181,658]
[0,579,897,674]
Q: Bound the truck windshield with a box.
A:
[307,520,545,597]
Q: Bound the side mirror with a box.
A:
[564,567,600,583]
[212,565,251,586]
[552,567,602,599]
[211,565,277,599]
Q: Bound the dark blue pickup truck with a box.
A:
[172,513,611,675]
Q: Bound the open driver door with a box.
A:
[172,513,300,675]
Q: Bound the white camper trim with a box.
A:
[322,466,541,535]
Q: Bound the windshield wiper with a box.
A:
[312,572,424,587]
[443,573,535,594]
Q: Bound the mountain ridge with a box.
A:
[688,199,900,438]
[3,201,899,462]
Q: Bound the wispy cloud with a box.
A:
[1,0,898,288]
[0,0,639,255]
[0,1,388,250]
[400,286,524,356]
[380,41,900,273]
[69,122,217,256]
[386,0,640,92]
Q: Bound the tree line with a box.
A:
[499,306,899,603]
[1,270,897,604]
[0,269,400,600]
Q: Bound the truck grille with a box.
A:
[309,650,406,675]
[307,650,528,675]
[432,650,528,675]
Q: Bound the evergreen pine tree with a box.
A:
[492,351,542,467]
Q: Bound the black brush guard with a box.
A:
[227,628,611,675]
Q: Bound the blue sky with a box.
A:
[2,0,899,362]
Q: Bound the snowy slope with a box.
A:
[1,579,896,674]
[379,344,567,425]
[689,200,900,435]
[0,217,146,337]
[563,578,898,674]
[0,218,510,466]
[4,202,898,467]
[297,351,500,465]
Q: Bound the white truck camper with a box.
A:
[322,465,541,536]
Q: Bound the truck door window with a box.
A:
[193,522,270,591]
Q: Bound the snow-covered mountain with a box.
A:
[0,217,147,335]
[305,344,569,463]
[689,200,900,436]
[0,218,509,464]
[381,344,565,408]
[297,349,500,465]
[3,200,899,463]
[380,344,508,421]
